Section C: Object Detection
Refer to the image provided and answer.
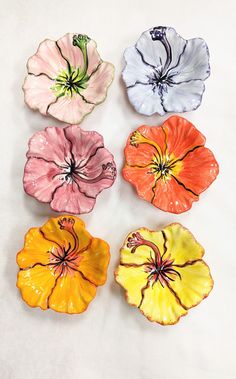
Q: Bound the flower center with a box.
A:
[51,34,90,97]
[50,218,81,276]
[127,232,181,288]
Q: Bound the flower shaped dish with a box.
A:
[23,33,114,124]
[24,125,117,214]
[122,26,210,116]
[115,223,213,325]
[123,116,219,214]
[17,216,110,314]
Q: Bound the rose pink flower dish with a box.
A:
[23,125,117,214]
[23,33,114,124]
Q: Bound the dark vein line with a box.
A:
[170,145,204,165]
[172,259,202,268]
[166,281,188,311]
[171,175,199,197]
[138,281,150,308]
[161,230,168,259]
[135,46,157,69]
[28,72,54,81]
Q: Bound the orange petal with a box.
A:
[48,271,96,314]
[122,165,157,202]
[79,238,110,286]
[124,125,166,167]
[176,146,219,194]
[17,265,58,310]
[162,116,206,158]
[40,215,91,252]
[152,175,198,213]
[17,228,55,268]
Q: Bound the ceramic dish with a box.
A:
[122,26,210,116]
[115,223,213,325]
[23,33,114,124]
[123,115,219,214]
[17,215,110,314]
[23,124,117,214]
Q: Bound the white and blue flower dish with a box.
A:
[122,26,210,116]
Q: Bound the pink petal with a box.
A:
[87,39,102,75]
[27,127,72,166]
[23,158,64,203]
[23,74,56,115]
[47,93,94,124]
[74,148,116,198]
[64,125,104,167]
[82,61,114,103]
[57,33,84,70]
[27,39,68,78]
[50,181,95,214]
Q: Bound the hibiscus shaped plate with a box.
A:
[123,116,219,214]
[122,26,210,115]
[17,216,110,313]
[115,223,213,325]
[23,125,117,214]
[23,33,114,124]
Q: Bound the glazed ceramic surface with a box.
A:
[23,125,117,214]
[115,223,213,325]
[123,116,219,214]
[122,26,210,116]
[23,33,114,124]
[16,216,110,314]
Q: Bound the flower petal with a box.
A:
[50,182,96,214]
[136,29,167,69]
[127,83,165,116]
[122,46,154,86]
[27,126,72,166]
[169,260,213,309]
[79,238,110,286]
[124,125,166,167]
[74,147,116,198]
[47,93,94,124]
[57,33,84,70]
[122,165,156,203]
[64,125,104,166]
[162,116,206,159]
[23,158,64,203]
[48,271,96,314]
[40,215,91,253]
[120,228,165,265]
[169,38,210,82]
[176,147,219,194]
[152,176,198,213]
[162,223,204,265]
[81,61,114,104]
[87,39,102,76]
[17,265,58,310]
[115,265,148,307]
[17,228,54,268]
[27,39,67,78]
[139,281,187,324]
[162,80,205,113]
[23,74,56,115]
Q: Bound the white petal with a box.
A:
[162,80,205,113]
[169,38,210,82]
[127,83,165,116]
[122,46,154,86]
[136,29,167,69]
[164,27,186,71]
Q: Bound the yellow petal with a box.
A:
[170,260,213,309]
[115,265,148,307]
[40,215,91,252]
[79,238,110,286]
[163,223,204,265]
[17,228,55,268]
[140,281,187,325]
[17,265,57,310]
[49,271,96,314]
[120,228,165,265]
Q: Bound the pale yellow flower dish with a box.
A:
[115,223,213,326]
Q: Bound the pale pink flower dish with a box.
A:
[23,33,114,124]
[23,125,117,214]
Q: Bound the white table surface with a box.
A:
[0,0,235,378]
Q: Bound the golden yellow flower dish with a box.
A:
[115,223,213,325]
[16,216,110,314]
